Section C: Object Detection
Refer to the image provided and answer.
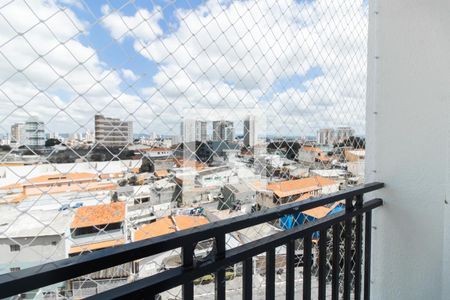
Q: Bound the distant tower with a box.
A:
[24,116,45,148]
[317,128,335,145]
[181,120,208,143]
[94,114,133,147]
[213,120,234,142]
[244,116,256,147]
[335,126,355,143]
[10,123,26,146]
[196,121,207,142]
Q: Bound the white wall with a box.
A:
[0,235,66,274]
[366,0,450,299]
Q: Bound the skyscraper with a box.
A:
[196,121,207,142]
[244,116,256,147]
[94,114,133,147]
[212,120,234,142]
[181,119,207,142]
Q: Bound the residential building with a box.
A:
[244,115,256,147]
[196,166,234,187]
[133,215,209,277]
[212,120,234,142]
[256,176,339,208]
[180,119,207,142]
[317,128,335,145]
[297,146,329,165]
[0,208,73,295]
[345,149,365,183]
[94,114,133,147]
[69,202,130,298]
[136,147,173,160]
[24,116,45,148]
[220,182,257,210]
[10,123,25,146]
[196,120,207,142]
[334,126,354,143]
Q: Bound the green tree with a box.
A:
[45,138,62,147]
[139,157,154,173]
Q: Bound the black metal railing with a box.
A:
[0,182,383,299]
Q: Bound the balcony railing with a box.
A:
[0,183,383,299]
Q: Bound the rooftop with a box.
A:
[301,146,323,152]
[134,215,209,241]
[154,170,170,178]
[70,202,126,229]
[69,239,125,255]
[0,172,98,190]
[267,176,337,198]
[0,208,73,238]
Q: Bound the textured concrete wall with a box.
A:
[366,0,450,299]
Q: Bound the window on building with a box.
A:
[51,241,57,246]
[10,244,20,252]
[10,267,20,272]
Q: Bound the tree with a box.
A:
[128,175,138,186]
[45,138,61,147]
[139,157,154,173]
[111,192,118,202]
[0,145,11,151]
[335,136,366,149]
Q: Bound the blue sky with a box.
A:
[65,0,323,95]
[0,0,368,137]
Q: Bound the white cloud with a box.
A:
[0,0,369,138]
[112,0,369,135]
[121,68,139,81]
[0,0,146,135]
[101,4,163,43]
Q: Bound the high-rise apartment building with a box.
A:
[335,126,354,143]
[94,114,133,147]
[196,121,207,142]
[316,127,354,145]
[24,116,45,148]
[181,120,207,142]
[317,128,335,145]
[244,116,257,147]
[212,120,234,142]
[10,123,25,146]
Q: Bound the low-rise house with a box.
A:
[345,149,365,183]
[219,182,257,210]
[0,208,73,297]
[133,215,209,277]
[0,172,117,205]
[297,146,330,166]
[69,202,132,298]
[310,169,348,187]
[256,176,339,209]
[69,202,127,255]
[196,166,234,187]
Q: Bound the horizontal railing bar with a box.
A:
[87,199,383,300]
[0,182,383,298]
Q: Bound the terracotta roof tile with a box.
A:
[69,239,124,254]
[154,170,169,177]
[71,202,125,229]
[134,215,209,241]
[267,176,336,198]
[303,206,332,219]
